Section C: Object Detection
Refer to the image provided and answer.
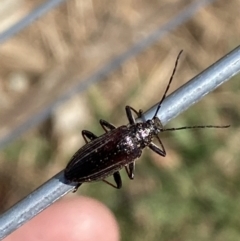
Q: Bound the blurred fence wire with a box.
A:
[0,0,217,149]
[0,0,67,44]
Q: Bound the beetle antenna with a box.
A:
[153,50,183,119]
[162,124,230,132]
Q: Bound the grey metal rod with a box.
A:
[143,46,240,124]
[0,46,240,240]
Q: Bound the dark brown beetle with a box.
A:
[64,51,229,191]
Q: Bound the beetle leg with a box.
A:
[82,130,97,144]
[149,137,166,157]
[100,119,116,132]
[72,183,82,193]
[138,109,143,117]
[125,106,137,124]
[102,171,122,189]
[125,162,135,179]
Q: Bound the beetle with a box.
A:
[64,51,230,191]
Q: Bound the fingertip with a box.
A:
[6,196,120,241]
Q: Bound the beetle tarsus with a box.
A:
[73,183,82,193]
[82,130,97,143]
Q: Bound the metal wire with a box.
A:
[0,0,67,44]
[0,45,240,240]
[0,0,217,149]
[143,46,240,124]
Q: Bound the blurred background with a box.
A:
[0,0,240,240]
